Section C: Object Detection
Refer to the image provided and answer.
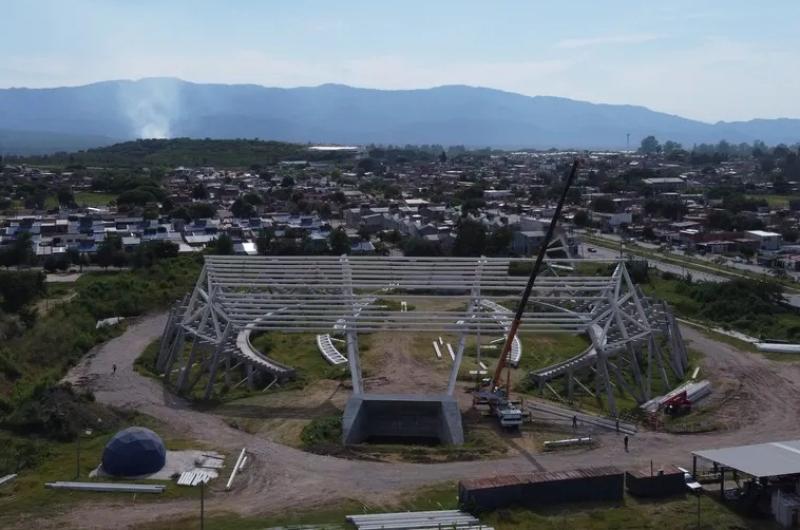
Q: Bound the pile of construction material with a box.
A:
[756,342,800,354]
[175,452,226,487]
[640,379,711,413]
[45,481,164,494]
[346,510,491,530]
[543,437,592,450]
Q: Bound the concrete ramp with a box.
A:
[342,394,464,445]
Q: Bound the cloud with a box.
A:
[555,33,661,49]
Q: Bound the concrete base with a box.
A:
[343,394,464,446]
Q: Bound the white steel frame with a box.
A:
[157,255,688,413]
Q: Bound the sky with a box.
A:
[2,0,799,123]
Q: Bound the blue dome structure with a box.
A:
[101,427,166,477]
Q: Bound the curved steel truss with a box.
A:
[156,255,687,413]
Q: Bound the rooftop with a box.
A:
[693,440,800,478]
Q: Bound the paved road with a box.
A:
[27,313,800,529]
[580,242,800,309]
[576,230,796,279]
[579,243,725,283]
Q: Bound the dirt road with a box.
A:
[39,314,800,528]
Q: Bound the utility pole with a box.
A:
[200,480,205,530]
[75,429,92,479]
[626,133,631,150]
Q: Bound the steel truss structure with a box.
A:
[157,255,687,414]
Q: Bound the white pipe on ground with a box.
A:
[226,448,246,491]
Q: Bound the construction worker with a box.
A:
[624,435,629,452]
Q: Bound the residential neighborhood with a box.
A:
[2,140,800,278]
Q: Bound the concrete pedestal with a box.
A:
[342,394,464,445]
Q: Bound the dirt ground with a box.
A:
[22,312,800,529]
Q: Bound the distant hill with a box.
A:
[1,78,798,154]
[8,138,318,168]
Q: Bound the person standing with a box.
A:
[112,363,117,375]
[624,435,629,452]
[572,415,578,430]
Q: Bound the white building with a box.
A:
[745,230,782,251]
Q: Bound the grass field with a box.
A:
[641,274,800,341]
[0,415,213,522]
[250,331,357,387]
[73,191,117,207]
[746,194,800,209]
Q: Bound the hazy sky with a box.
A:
[3,0,799,122]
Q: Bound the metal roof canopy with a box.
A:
[160,254,663,403]
[192,255,632,333]
[693,440,800,478]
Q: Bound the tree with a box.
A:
[243,192,263,205]
[453,219,487,256]
[56,186,74,207]
[256,229,273,255]
[328,228,350,255]
[210,234,234,255]
[0,232,36,267]
[639,136,661,155]
[782,228,799,244]
[281,175,295,188]
[663,140,683,154]
[486,226,512,256]
[591,196,616,213]
[189,203,215,220]
[231,198,256,218]
[403,237,442,256]
[0,270,45,312]
[573,210,589,227]
[192,183,208,199]
[130,241,178,268]
[95,235,123,269]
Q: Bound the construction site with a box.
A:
[158,252,690,442]
[6,166,799,529]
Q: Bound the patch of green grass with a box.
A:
[73,191,117,207]
[641,273,800,342]
[45,282,74,298]
[0,415,207,521]
[250,331,354,388]
[517,333,591,371]
[301,415,342,448]
[141,482,458,530]
[746,194,800,209]
[134,339,161,378]
[375,298,415,311]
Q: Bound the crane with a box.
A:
[481,159,581,427]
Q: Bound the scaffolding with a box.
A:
[157,255,687,413]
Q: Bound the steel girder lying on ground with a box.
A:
[156,255,687,411]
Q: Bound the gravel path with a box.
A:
[35,313,800,528]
